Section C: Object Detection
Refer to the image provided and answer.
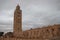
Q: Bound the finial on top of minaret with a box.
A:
[16,4,20,10]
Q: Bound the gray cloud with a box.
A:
[0,0,60,33]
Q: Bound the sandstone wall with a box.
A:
[18,25,60,39]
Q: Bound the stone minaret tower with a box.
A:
[13,5,22,37]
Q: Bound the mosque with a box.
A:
[0,5,60,40]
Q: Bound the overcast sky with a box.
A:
[0,0,60,33]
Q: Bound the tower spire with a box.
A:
[16,4,20,10]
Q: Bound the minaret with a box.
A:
[13,5,22,37]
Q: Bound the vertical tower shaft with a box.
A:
[13,5,22,37]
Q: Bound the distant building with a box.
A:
[13,5,22,37]
[0,5,60,40]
